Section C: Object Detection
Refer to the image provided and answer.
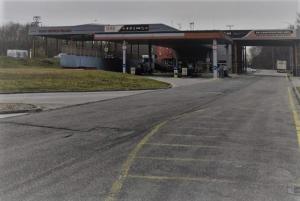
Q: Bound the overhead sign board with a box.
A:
[104,24,149,33]
[224,30,250,39]
[225,29,296,40]
[104,25,123,32]
[254,30,294,36]
[120,25,149,32]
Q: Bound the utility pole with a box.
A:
[177,23,182,30]
[31,16,42,58]
[32,16,41,27]
[189,22,195,31]
[226,25,234,30]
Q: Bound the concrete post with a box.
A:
[206,52,210,73]
[244,47,247,72]
[44,37,48,57]
[174,50,179,78]
[242,46,246,72]
[32,38,36,57]
[294,44,299,76]
[137,43,140,60]
[122,40,127,74]
[212,39,218,78]
[226,44,232,73]
[56,39,59,55]
[290,46,294,73]
[148,43,153,71]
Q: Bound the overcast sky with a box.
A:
[1,0,299,30]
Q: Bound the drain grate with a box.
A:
[288,185,300,195]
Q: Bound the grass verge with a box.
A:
[0,57,170,93]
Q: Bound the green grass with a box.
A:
[0,56,60,68]
[0,56,170,93]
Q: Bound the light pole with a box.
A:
[226,25,234,30]
[189,22,195,31]
[281,21,295,29]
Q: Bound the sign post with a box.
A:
[122,41,127,74]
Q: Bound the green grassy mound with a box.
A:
[0,57,170,93]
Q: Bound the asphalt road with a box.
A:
[0,75,300,201]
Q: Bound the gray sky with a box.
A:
[1,0,299,30]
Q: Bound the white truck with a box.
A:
[276,60,287,73]
[7,50,28,59]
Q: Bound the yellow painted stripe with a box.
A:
[136,156,237,164]
[136,156,285,167]
[287,87,300,148]
[127,174,288,187]
[145,142,217,148]
[146,142,299,152]
[104,108,207,201]
[165,134,219,138]
[104,121,167,201]
[127,174,234,184]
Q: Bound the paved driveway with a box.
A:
[0,76,211,118]
[0,75,299,201]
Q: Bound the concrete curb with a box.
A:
[288,75,300,104]
[0,87,170,95]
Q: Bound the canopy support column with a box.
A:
[122,40,127,74]
[148,43,153,72]
[226,44,232,73]
[212,39,218,79]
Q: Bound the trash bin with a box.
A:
[130,67,136,75]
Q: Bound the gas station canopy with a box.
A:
[29,23,232,46]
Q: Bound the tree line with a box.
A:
[0,17,299,67]
[0,22,60,57]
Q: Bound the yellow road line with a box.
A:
[136,156,237,164]
[127,174,234,184]
[104,108,208,201]
[146,142,300,152]
[169,127,232,131]
[145,142,217,148]
[136,156,288,168]
[104,121,167,201]
[165,134,219,138]
[127,174,288,187]
[287,87,300,148]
